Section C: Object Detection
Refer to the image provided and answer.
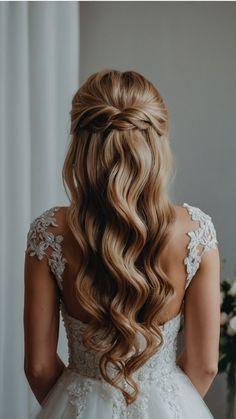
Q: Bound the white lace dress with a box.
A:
[25,203,218,419]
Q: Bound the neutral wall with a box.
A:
[80,2,236,418]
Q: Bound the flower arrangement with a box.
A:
[218,277,236,419]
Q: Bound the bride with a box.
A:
[24,68,220,418]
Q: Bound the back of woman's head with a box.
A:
[62,68,176,404]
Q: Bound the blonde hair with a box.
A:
[62,68,176,404]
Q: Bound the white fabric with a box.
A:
[25,203,218,418]
[0,3,79,418]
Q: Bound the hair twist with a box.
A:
[62,68,176,405]
[90,107,152,132]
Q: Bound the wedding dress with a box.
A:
[25,202,218,419]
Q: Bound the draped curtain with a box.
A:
[0,2,79,417]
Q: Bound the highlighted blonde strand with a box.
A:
[62,68,176,405]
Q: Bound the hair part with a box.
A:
[62,68,176,404]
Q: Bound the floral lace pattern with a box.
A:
[25,202,218,418]
[183,203,218,290]
[66,374,93,418]
[25,206,68,290]
[61,299,183,418]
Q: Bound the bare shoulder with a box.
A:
[171,203,200,235]
[53,205,68,223]
[173,203,189,222]
[48,205,69,234]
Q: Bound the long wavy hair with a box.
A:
[62,68,176,404]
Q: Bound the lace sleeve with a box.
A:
[25,206,67,290]
[183,203,218,290]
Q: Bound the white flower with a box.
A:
[220,312,229,325]
[228,281,236,297]
[227,315,236,336]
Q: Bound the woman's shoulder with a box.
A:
[173,201,215,225]
[172,201,218,250]
[171,201,217,242]
[30,205,68,225]
[25,205,69,247]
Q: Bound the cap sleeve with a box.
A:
[25,206,67,290]
[183,203,218,290]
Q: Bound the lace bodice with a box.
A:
[60,298,183,418]
[25,202,218,418]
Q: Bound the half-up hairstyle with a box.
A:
[62,68,176,405]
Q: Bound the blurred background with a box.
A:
[0,1,235,418]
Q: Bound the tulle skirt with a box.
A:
[30,366,214,419]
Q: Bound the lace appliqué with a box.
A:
[139,317,182,419]
[61,299,183,418]
[99,315,183,418]
[66,377,93,418]
[183,203,218,290]
[25,206,67,290]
